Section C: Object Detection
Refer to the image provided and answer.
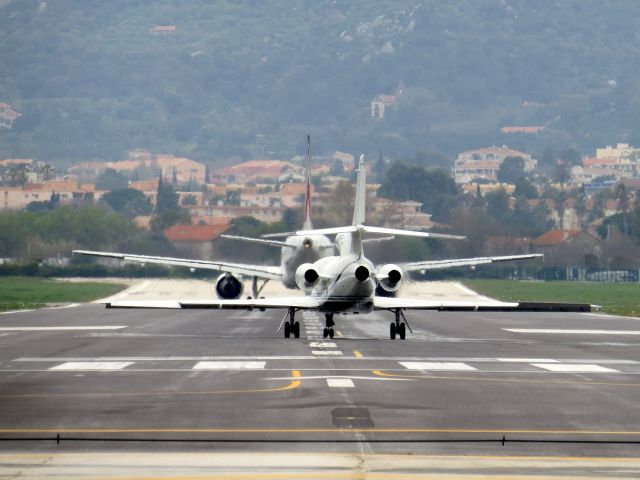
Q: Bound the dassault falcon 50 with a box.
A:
[101,156,590,340]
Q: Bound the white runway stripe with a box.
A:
[326,379,355,388]
[15,356,314,362]
[497,358,559,363]
[309,342,337,348]
[532,363,620,373]
[312,351,343,356]
[400,362,477,371]
[505,329,640,335]
[192,361,266,370]
[50,362,133,371]
[0,326,127,331]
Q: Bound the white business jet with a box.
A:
[105,156,589,339]
[74,136,333,299]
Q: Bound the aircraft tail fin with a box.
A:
[352,155,366,226]
[302,134,313,230]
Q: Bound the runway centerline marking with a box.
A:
[400,362,477,371]
[532,363,620,373]
[326,378,355,388]
[312,351,343,356]
[192,361,266,370]
[49,362,133,371]
[505,328,640,335]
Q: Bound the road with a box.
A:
[1,279,639,478]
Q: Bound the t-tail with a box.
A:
[302,134,313,230]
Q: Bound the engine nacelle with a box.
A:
[215,273,244,299]
[376,264,403,292]
[295,263,320,291]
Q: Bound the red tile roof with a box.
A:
[532,229,581,246]
[164,223,229,242]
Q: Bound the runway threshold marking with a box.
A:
[49,362,133,371]
[192,362,266,370]
[371,370,640,387]
[0,371,301,399]
[400,362,477,371]
[532,363,619,373]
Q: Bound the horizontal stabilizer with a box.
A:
[275,225,466,240]
[220,235,292,248]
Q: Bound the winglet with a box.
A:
[302,134,313,230]
[352,155,366,226]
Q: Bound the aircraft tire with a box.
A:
[389,322,396,340]
[399,323,406,340]
[329,328,334,339]
[293,321,300,338]
[323,328,328,338]
[284,322,291,338]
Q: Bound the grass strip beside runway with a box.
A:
[464,279,639,317]
[0,276,127,311]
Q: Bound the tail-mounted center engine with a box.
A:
[295,263,320,291]
[376,264,403,292]
[215,273,244,299]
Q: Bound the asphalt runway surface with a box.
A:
[1,280,640,478]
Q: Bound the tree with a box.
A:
[514,177,538,199]
[7,164,28,187]
[181,194,198,206]
[96,168,128,191]
[497,156,525,184]
[485,188,510,223]
[155,177,179,214]
[552,161,571,189]
[101,188,153,218]
[614,182,631,234]
[329,160,344,176]
[150,209,190,233]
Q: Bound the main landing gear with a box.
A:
[323,313,335,339]
[281,307,300,339]
[389,308,411,340]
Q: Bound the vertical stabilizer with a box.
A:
[302,134,313,230]
[352,155,366,226]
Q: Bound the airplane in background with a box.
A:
[105,156,589,340]
[75,135,334,299]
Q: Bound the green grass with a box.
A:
[463,279,640,317]
[0,277,127,311]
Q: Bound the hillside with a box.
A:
[1,0,640,165]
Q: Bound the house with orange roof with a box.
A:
[532,229,602,266]
[163,223,229,259]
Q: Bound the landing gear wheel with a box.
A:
[389,322,396,340]
[323,327,329,338]
[329,328,334,339]
[398,322,406,340]
[284,321,291,338]
[293,321,300,338]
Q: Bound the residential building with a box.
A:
[0,102,21,130]
[454,146,537,184]
[211,160,304,184]
[163,223,229,259]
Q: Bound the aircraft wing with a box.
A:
[73,250,282,280]
[106,296,322,310]
[220,235,293,248]
[401,254,543,272]
[373,296,591,312]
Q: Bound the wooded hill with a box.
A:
[2,0,640,165]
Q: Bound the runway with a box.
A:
[1,279,640,477]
